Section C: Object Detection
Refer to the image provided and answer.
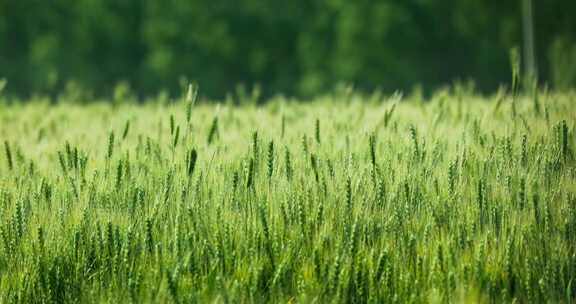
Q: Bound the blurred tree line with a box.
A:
[0,0,575,99]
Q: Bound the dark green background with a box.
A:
[1,0,575,99]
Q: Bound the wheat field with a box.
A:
[0,88,575,303]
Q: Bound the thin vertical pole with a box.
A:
[522,0,537,82]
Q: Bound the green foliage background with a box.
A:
[1,0,576,98]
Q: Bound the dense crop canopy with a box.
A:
[0,90,575,303]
